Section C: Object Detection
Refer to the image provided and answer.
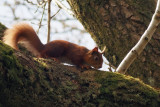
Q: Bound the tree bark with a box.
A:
[67,0,160,88]
[0,23,160,106]
[117,0,160,74]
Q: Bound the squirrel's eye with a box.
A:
[94,56,99,61]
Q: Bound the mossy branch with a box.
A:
[0,22,160,106]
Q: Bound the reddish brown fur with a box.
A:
[3,23,44,56]
[3,23,103,69]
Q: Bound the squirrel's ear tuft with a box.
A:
[101,46,106,54]
[92,47,98,52]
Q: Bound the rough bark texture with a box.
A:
[0,23,160,106]
[67,0,160,88]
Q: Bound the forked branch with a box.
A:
[117,0,160,74]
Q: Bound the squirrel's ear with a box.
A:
[92,47,98,52]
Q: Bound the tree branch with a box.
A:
[117,0,160,74]
[25,0,47,7]
[37,2,47,34]
[47,0,51,43]
[51,9,61,19]
[54,0,74,16]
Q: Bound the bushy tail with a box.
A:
[3,23,44,56]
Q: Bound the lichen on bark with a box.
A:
[0,23,160,106]
[67,0,160,88]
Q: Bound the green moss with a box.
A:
[0,41,23,82]
[0,41,26,106]
[0,22,159,106]
[93,72,160,107]
[0,22,7,39]
[0,39,160,106]
[67,0,160,88]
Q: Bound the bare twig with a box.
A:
[37,2,47,34]
[54,0,74,16]
[104,61,116,72]
[25,0,47,7]
[47,0,51,43]
[4,1,18,20]
[37,0,47,5]
[25,0,37,5]
[51,9,61,19]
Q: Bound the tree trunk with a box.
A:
[0,23,160,106]
[67,0,160,88]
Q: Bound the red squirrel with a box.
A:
[3,23,105,69]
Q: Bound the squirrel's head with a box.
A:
[84,47,103,69]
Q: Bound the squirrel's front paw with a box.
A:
[52,58,60,63]
[80,65,91,69]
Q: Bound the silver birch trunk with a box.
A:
[117,0,160,73]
